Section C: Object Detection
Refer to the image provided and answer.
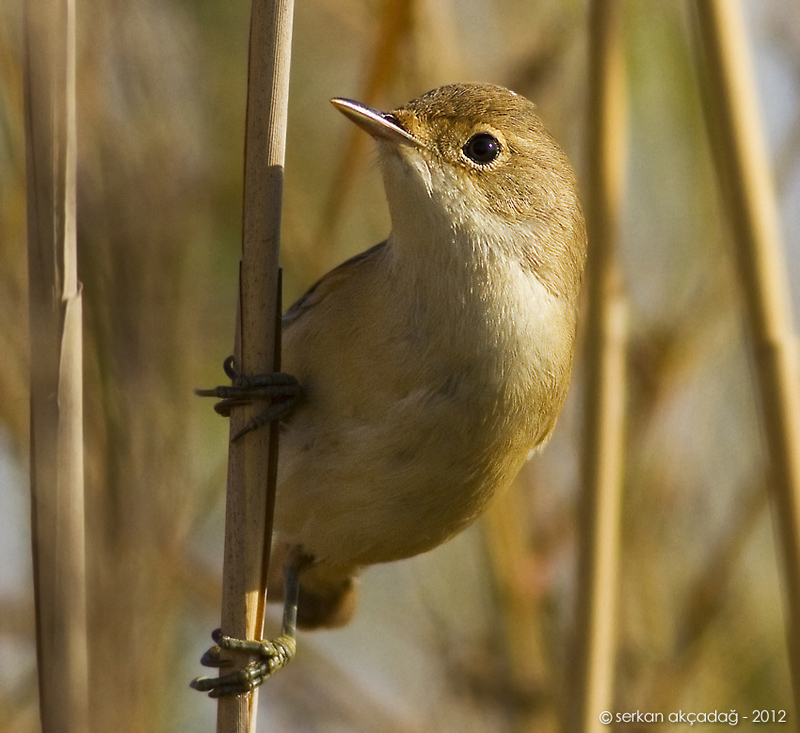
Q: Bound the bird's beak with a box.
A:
[331,98,421,148]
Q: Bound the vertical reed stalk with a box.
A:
[23,0,88,731]
[568,1,627,731]
[216,1,294,731]
[693,0,800,715]
[484,483,557,733]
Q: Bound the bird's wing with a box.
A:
[282,240,388,329]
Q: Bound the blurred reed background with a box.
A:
[3,0,800,731]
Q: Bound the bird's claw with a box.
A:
[191,547,306,696]
[195,356,303,440]
[198,643,231,668]
[190,628,296,697]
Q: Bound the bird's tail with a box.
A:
[268,542,359,630]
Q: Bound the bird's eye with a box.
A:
[462,133,501,164]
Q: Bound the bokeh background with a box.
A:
[2,0,800,730]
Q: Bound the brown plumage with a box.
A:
[268,83,587,629]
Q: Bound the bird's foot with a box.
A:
[195,356,303,440]
[191,546,308,697]
[189,628,296,697]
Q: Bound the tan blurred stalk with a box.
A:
[215,0,294,731]
[567,1,627,731]
[313,0,409,258]
[22,0,88,731]
[484,482,558,733]
[694,0,800,716]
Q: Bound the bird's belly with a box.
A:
[273,387,531,567]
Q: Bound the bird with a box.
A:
[191,82,586,696]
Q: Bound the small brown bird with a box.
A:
[192,83,586,696]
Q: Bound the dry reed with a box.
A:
[23,0,88,730]
[213,0,295,731]
[566,1,628,731]
[693,0,800,717]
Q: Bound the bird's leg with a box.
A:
[190,547,309,697]
[195,356,303,441]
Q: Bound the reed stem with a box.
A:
[693,0,800,716]
[568,1,628,730]
[23,0,88,730]
[216,1,295,731]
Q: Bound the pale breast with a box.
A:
[273,251,574,567]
